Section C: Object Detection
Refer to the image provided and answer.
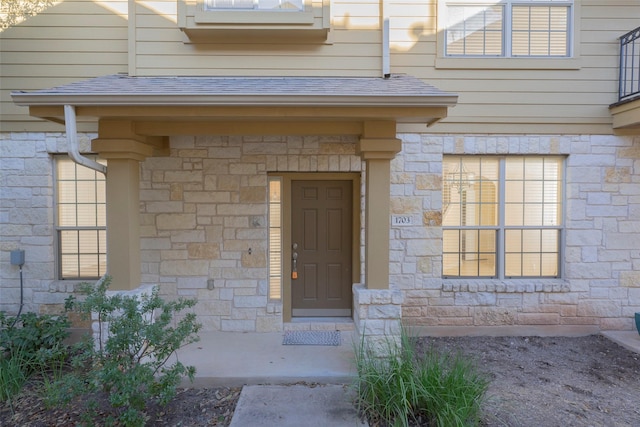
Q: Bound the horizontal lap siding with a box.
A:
[132,0,382,77]
[392,0,638,134]
[1,0,128,130]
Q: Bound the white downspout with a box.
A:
[382,0,390,78]
[64,105,107,175]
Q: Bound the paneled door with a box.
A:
[291,180,353,316]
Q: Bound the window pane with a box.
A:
[443,229,460,250]
[541,229,558,252]
[522,253,541,276]
[479,254,496,277]
[77,204,97,227]
[511,6,568,57]
[79,254,100,277]
[61,255,79,279]
[541,253,559,276]
[443,253,460,276]
[60,230,79,253]
[505,253,522,277]
[522,229,541,252]
[58,204,78,227]
[505,203,524,226]
[446,5,503,56]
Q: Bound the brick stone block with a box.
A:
[577,301,621,317]
[517,313,559,325]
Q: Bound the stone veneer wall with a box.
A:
[392,134,640,331]
[0,132,95,326]
[138,135,363,332]
[2,131,640,333]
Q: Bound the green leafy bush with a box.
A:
[354,330,489,427]
[55,276,201,427]
[0,311,71,409]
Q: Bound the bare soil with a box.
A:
[1,335,639,426]
[416,335,640,427]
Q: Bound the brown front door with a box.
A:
[291,180,353,317]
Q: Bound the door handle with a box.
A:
[292,243,298,279]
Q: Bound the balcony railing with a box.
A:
[619,26,640,102]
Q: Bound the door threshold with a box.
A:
[285,317,355,331]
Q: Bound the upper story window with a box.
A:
[442,156,564,279]
[55,156,107,280]
[205,0,303,11]
[444,0,573,57]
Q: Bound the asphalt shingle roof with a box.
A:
[12,74,457,107]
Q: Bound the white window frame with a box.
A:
[436,0,581,70]
[204,0,303,11]
[442,156,565,279]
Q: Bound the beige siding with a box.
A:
[393,0,638,134]
[132,0,383,77]
[1,0,637,134]
[0,0,129,131]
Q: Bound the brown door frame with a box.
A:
[275,173,361,322]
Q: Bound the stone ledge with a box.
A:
[440,279,570,293]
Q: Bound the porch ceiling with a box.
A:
[11,74,458,135]
[610,97,640,134]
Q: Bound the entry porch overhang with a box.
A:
[11,74,457,294]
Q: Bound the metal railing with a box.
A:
[619,26,640,102]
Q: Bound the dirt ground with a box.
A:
[1,334,639,426]
[416,335,640,427]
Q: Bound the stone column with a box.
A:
[91,139,153,291]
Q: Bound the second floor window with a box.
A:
[443,156,564,279]
[205,0,303,10]
[445,0,572,57]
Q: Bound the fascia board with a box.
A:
[12,93,458,108]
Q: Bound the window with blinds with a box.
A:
[268,177,283,300]
[443,156,563,278]
[445,0,572,57]
[55,156,107,280]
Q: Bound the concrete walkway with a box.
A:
[176,330,359,387]
[229,384,367,427]
[175,330,365,426]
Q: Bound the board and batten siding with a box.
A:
[0,0,129,131]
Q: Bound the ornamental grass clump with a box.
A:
[354,330,489,427]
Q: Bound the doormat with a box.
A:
[282,330,341,346]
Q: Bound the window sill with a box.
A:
[178,0,330,41]
[441,278,569,293]
[435,57,582,71]
[195,9,315,24]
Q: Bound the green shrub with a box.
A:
[354,330,489,427]
[54,276,201,427]
[0,311,70,363]
[0,310,71,409]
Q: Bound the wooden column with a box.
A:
[91,139,154,291]
[357,121,401,290]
